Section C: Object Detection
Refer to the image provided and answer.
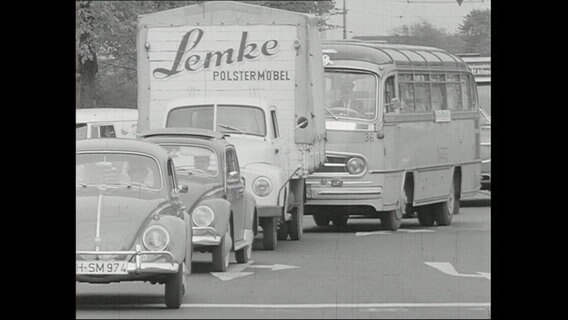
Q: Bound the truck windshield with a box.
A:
[324,70,378,122]
[167,105,267,137]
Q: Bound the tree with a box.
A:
[76,1,334,109]
[389,21,465,54]
[458,9,490,56]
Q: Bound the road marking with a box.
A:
[210,260,299,281]
[425,262,491,280]
[356,229,434,236]
[159,302,490,309]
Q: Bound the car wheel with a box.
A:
[261,217,277,250]
[235,242,252,264]
[417,205,435,227]
[277,220,289,241]
[331,214,348,226]
[288,205,304,240]
[164,263,184,309]
[313,213,331,226]
[433,178,459,226]
[212,228,231,272]
[381,209,402,230]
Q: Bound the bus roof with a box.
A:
[322,40,469,72]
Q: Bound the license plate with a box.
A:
[76,261,128,275]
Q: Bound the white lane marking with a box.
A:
[248,264,299,271]
[210,260,299,281]
[356,229,434,236]
[142,302,490,309]
[425,262,491,280]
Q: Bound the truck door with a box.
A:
[225,147,246,242]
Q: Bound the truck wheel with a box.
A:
[212,228,231,272]
[331,215,348,226]
[288,205,304,240]
[164,264,184,309]
[261,217,277,250]
[417,205,435,227]
[235,243,252,263]
[313,213,330,226]
[277,220,289,241]
[433,178,459,226]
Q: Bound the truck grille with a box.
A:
[317,155,348,173]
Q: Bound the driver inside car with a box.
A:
[331,80,364,116]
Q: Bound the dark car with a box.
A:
[76,138,192,309]
[140,128,257,272]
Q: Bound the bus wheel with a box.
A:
[331,214,348,226]
[313,213,331,226]
[433,178,459,226]
[417,205,435,227]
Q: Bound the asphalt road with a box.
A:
[76,192,491,319]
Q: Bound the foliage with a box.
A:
[458,9,490,56]
[389,21,465,54]
[76,1,335,109]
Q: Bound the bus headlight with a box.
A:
[143,225,170,251]
[192,205,215,227]
[253,177,272,197]
[346,157,365,175]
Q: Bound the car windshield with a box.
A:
[166,105,267,137]
[324,70,378,122]
[76,153,162,190]
[160,145,219,177]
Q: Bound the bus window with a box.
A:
[431,73,446,110]
[462,73,474,110]
[384,76,396,113]
[446,74,462,111]
[414,83,431,112]
[76,123,87,140]
[398,73,414,113]
[325,71,377,121]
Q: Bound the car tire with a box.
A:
[417,205,435,227]
[235,243,252,263]
[212,228,231,272]
[164,263,184,309]
[381,209,402,231]
[261,217,277,250]
[313,213,331,226]
[433,177,459,226]
[288,205,303,241]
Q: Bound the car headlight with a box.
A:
[346,157,365,175]
[253,176,272,197]
[192,205,215,227]
[142,225,170,251]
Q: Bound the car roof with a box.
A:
[76,108,138,123]
[139,128,232,153]
[76,138,169,161]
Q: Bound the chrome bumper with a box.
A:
[76,245,178,275]
[192,226,221,246]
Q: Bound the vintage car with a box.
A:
[140,128,257,272]
[76,138,192,309]
[76,108,138,140]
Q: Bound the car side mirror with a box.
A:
[177,184,189,193]
[297,116,308,129]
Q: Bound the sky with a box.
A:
[321,0,491,39]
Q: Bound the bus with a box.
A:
[304,40,481,230]
[460,56,490,190]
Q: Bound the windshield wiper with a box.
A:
[218,123,245,134]
[325,108,339,120]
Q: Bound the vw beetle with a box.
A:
[76,138,192,309]
[140,128,256,272]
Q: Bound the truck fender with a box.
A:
[197,198,232,237]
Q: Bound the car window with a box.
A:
[76,153,162,189]
[225,148,240,182]
[161,145,219,177]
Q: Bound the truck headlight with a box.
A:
[192,205,215,227]
[346,157,365,175]
[253,176,272,197]
[142,225,170,251]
